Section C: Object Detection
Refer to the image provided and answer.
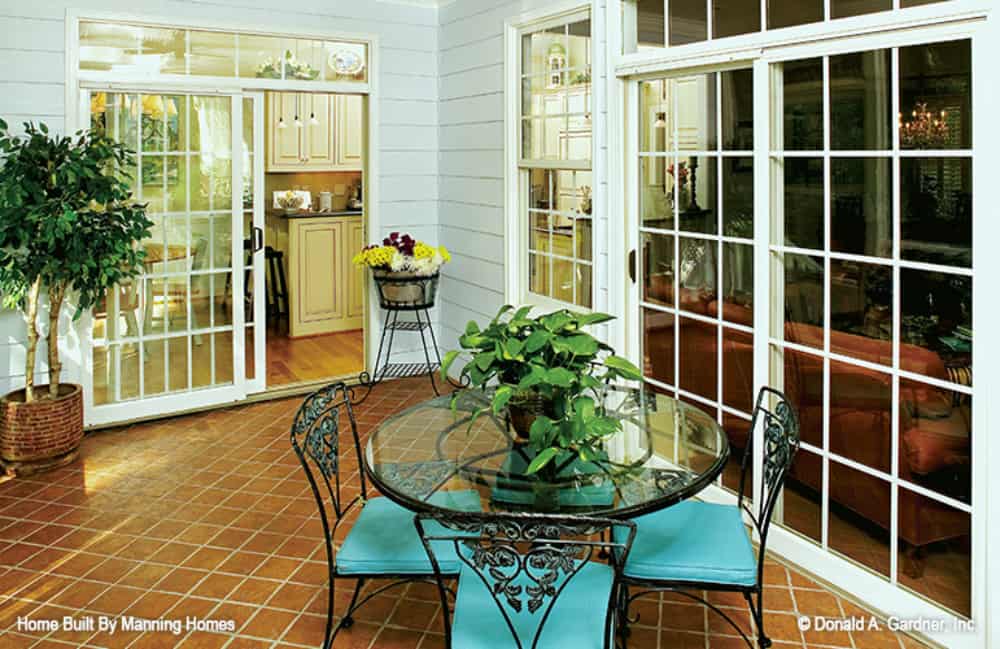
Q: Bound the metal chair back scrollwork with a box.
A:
[289,382,367,567]
[736,386,801,589]
[415,511,636,649]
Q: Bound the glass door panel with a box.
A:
[768,40,973,618]
[637,68,757,496]
[90,90,244,412]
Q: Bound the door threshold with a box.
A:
[85,373,363,431]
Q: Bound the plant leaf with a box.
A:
[525,447,560,475]
[604,355,643,380]
[523,329,552,353]
[517,365,547,390]
[492,385,514,415]
[440,350,460,379]
[474,351,496,371]
[544,367,576,388]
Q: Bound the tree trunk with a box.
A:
[24,278,42,403]
[47,282,66,399]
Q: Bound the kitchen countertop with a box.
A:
[269,209,363,219]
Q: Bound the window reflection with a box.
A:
[830,50,892,150]
[898,487,971,617]
[829,360,892,473]
[829,461,891,577]
[901,158,972,268]
[901,269,972,383]
[830,260,893,365]
[832,157,892,258]
[670,0,707,45]
[900,40,971,150]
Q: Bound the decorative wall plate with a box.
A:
[329,50,364,76]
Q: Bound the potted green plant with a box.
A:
[0,120,152,474]
[441,305,642,474]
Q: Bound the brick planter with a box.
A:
[0,384,83,476]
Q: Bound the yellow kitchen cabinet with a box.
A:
[288,215,364,337]
[268,92,303,169]
[303,94,335,168]
[336,95,364,170]
[346,217,365,319]
[266,92,363,172]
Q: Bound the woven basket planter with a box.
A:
[0,384,84,475]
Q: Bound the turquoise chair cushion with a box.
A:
[452,560,615,649]
[615,500,757,587]
[337,490,482,576]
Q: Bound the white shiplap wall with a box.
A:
[0,0,440,396]
[436,0,611,355]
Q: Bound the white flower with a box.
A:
[389,250,408,272]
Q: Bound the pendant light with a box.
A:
[308,43,319,125]
[294,93,303,128]
[278,92,287,129]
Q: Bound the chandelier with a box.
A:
[900,102,950,149]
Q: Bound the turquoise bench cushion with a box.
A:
[452,560,615,649]
[616,500,757,587]
[337,490,481,576]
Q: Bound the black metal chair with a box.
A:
[617,387,800,648]
[415,511,637,649]
[290,382,481,648]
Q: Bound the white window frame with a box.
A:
[609,1,997,648]
[505,2,596,312]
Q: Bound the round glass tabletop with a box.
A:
[364,387,731,518]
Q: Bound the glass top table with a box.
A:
[364,387,731,518]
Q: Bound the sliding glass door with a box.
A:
[768,38,973,618]
[631,33,976,623]
[86,89,260,422]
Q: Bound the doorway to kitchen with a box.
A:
[258,90,367,388]
[72,15,374,425]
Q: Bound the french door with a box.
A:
[83,88,266,424]
[627,26,980,635]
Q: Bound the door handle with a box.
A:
[628,249,637,283]
[252,226,264,253]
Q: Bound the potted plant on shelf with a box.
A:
[353,232,451,309]
[0,120,152,475]
[441,305,642,474]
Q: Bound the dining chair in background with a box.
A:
[290,382,482,649]
[616,387,800,648]
[415,511,637,649]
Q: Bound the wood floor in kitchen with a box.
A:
[263,329,364,387]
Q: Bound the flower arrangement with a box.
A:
[255,51,320,80]
[353,232,451,277]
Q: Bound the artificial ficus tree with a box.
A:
[0,119,153,402]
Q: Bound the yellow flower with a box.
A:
[90,93,107,115]
[141,95,165,119]
[413,243,434,259]
[439,246,451,263]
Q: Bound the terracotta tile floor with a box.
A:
[0,378,932,649]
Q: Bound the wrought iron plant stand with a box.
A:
[354,271,444,404]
